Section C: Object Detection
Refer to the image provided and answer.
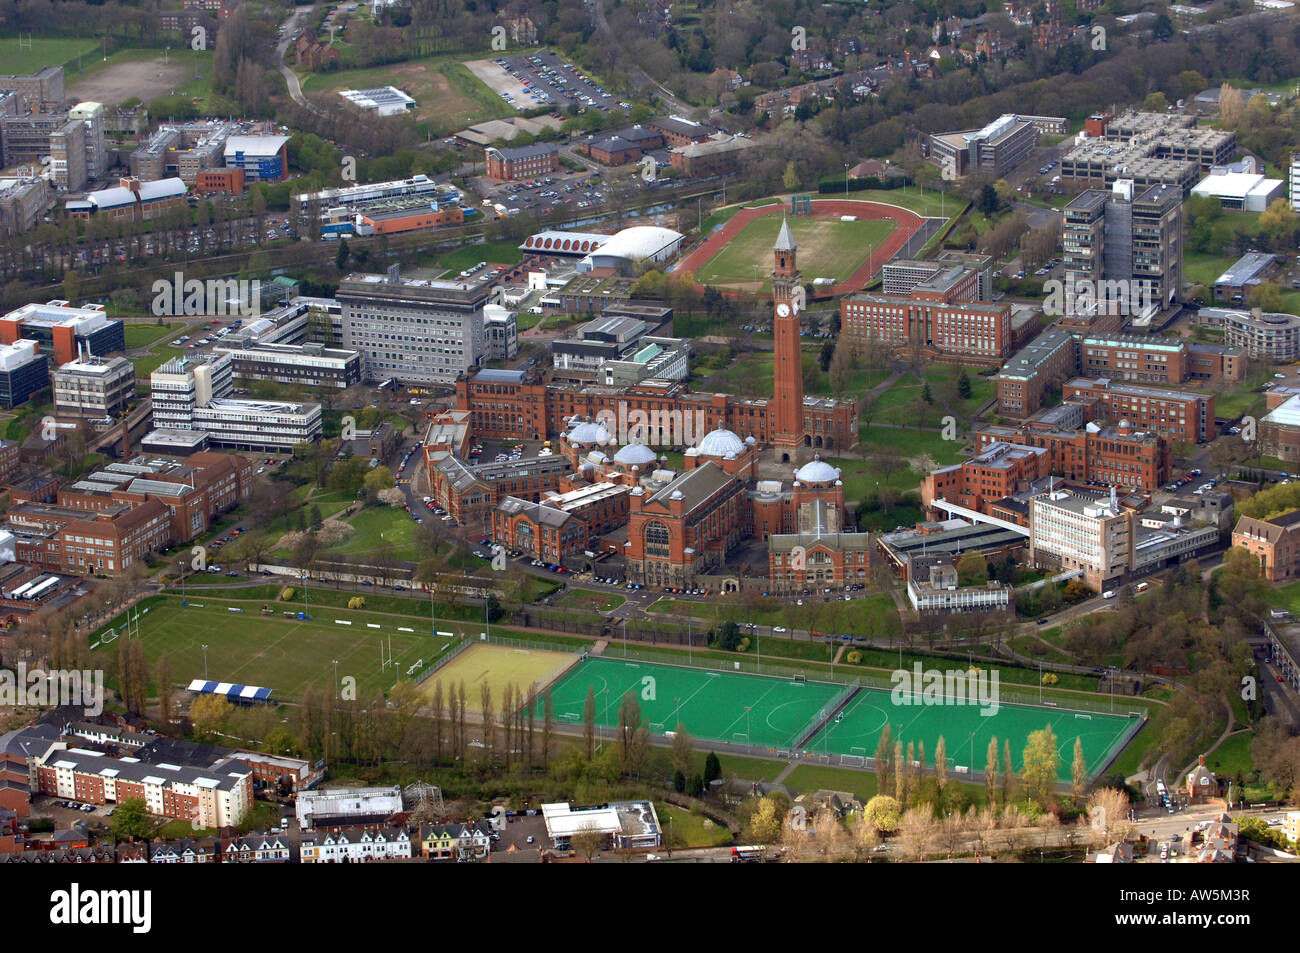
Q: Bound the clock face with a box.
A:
[776,303,791,317]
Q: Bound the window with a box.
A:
[645,521,670,558]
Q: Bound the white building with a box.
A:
[1290,151,1300,213]
[906,558,1012,613]
[339,86,417,116]
[1029,489,1131,591]
[580,225,684,273]
[296,785,404,830]
[300,827,413,863]
[1190,169,1286,212]
[541,800,662,850]
[150,354,321,451]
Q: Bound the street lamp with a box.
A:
[201,643,208,680]
[333,659,339,699]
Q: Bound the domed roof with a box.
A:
[795,458,841,484]
[613,442,658,466]
[695,424,745,458]
[567,420,612,445]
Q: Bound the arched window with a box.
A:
[645,521,670,558]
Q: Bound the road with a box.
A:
[275,9,318,114]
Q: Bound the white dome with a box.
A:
[795,459,841,484]
[568,420,612,445]
[586,225,684,263]
[613,443,658,466]
[695,424,745,458]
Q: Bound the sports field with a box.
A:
[806,687,1135,781]
[538,657,844,747]
[538,657,1137,780]
[693,214,895,290]
[418,643,578,712]
[91,597,455,702]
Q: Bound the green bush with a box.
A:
[279,587,295,601]
[846,650,863,664]
[348,596,366,609]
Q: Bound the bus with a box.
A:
[731,845,764,863]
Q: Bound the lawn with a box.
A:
[852,425,967,464]
[324,506,421,561]
[1204,731,1256,780]
[656,802,734,847]
[427,240,523,273]
[844,187,957,219]
[124,321,187,350]
[556,588,626,613]
[694,215,897,290]
[1183,252,1237,290]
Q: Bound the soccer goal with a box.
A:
[649,722,665,733]
[791,673,807,683]
[559,712,580,722]
[732,733,750,745]
[1074,713,1092,720]
[840,755,866,768]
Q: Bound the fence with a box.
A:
[410,635,474,687]
[792,678,862,749]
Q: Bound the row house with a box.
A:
[223,835,291,862]
[301,827,413,863]
[419,822,492,861]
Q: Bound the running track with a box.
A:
[673,198,932,298]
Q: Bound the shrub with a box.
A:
[279,587,295,601]
[348,596,366,609]
[846,650,863,664]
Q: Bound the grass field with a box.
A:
[693,215,896,290]
[807,686,1137,781]
[124,321,187,350]
[418,642,578,710]
[92,596,456,701]
[0,35,101,75]
[539,657,843,748]
[298,54,513,135]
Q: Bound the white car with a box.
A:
[773,626,787,633]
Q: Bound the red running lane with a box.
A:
[674,198,926,298]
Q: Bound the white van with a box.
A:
[1102,590,1116,599]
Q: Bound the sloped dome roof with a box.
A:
[696,424,745,458]
[613,443,658,466]
[795,458,841,484]
[568,420,612,445]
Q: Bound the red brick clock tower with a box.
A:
[771,217,804,461]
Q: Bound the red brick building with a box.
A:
[922,441,1050,515]
[485,143,559,181]
[1232,510,1300,582]
[195,167,245,195]
[974,419,1170,491]
[1063,378,1215,444]
[841,266,1015,365]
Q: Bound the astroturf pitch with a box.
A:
[537,657,844,748]
[419,643,579,712]
[806,687,1137,780]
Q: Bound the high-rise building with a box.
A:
[1062,179,1182,322]
[335,269,493,386]
[770,218,803,462]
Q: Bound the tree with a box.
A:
[1003,739,1017,804]
[582,686,596,761]
[1086,786,1131,846]
[1072,737,1088,798]
[863,794,902,833]
[570,823,603,861]
[542,689,555,768]
[874,724,893,796]
[1021,724,1061,807]
[336,238,351,271]
[617,689,645,776]
[156,653,173,725]
[1219,83,1244,128]
[985,737,1000,807]
[746,796,782,843]
[670,723,693,776]
[956,368,972,400]
[110,797,154,841]
[956,552,988,585]
[704,751,722,786]
[189,693,233,739]
[934,736,948,796]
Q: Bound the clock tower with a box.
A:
[771,217,804,461]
